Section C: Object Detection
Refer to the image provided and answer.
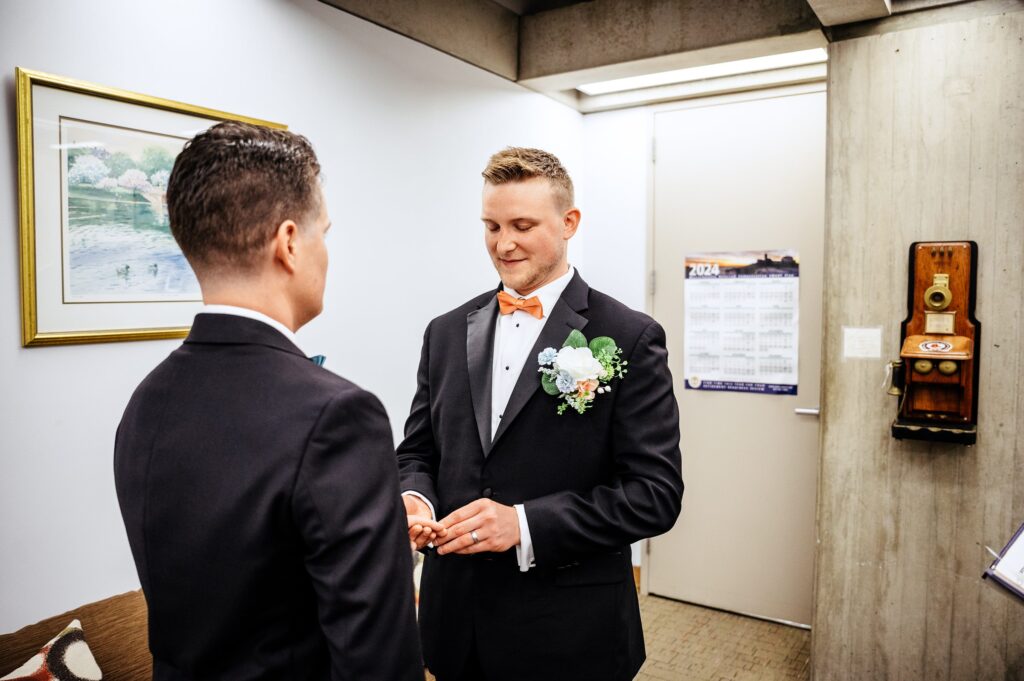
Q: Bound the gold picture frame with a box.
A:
[16,67,286,346]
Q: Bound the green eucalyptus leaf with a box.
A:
[588,336,617,356]
[563,329,588,349]
[540,372,561,396]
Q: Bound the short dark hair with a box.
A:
[482,147,574,210]
[167,121,321,272]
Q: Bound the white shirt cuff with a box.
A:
[514,503,535,572]
[402,491,435,521]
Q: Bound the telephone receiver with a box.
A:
[888,241,980,445]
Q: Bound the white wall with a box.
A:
[579,108,652,313]
[0,0,583,632]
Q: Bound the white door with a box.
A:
[648,87,825,626]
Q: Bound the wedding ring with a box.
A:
[471,531,481,544]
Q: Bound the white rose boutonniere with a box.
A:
[537,330,627,415]
[554,347,604,382]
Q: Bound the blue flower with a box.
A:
[538,347,559,366]
[555,371,576,394]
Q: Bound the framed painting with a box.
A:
[15,68,286,346]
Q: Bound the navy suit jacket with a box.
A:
[115,314,423,681]
[398,272,683,681]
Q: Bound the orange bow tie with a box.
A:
[497,290,544,319]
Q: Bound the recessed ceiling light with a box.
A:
[577,48,828,96]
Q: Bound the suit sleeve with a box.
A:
[524,320,684,566]
[292,387,423,681]
[396,321,440,511]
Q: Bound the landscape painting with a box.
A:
[60,117,200,303]
[18,67,285,346]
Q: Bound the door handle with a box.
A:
[794,407,820,416]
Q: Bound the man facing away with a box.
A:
[398,147,684,681]
[114,121,426,680]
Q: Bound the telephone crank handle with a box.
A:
[794,407,820,416]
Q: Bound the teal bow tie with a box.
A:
[309,355,326,367]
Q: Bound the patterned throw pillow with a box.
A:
[1,620,103,680]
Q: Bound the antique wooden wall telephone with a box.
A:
[888,241,980,444]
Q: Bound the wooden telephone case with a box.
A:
[890,241,980,444]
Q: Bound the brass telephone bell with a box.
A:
[924,274,953,312]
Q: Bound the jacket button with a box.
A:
[482,487,493,498]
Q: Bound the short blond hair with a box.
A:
[482,147,574,211]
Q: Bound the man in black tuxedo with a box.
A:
[398,147,683,681]
[114,122,427,680]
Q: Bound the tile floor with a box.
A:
[635,595,810,681]
[423,594,811,680]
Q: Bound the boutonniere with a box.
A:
[537,330,627,415]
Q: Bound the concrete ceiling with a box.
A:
[320,0,825,78]
[318,0,918,112]
[490,0,590,15]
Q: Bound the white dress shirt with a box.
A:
[200,304,304,354]
[404,267,576,572]
[493,265,576,572]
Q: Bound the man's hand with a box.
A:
[403,494,445,550]
[408,515,445,550]
[434,499,520,555]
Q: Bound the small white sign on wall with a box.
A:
[842,326,883,359]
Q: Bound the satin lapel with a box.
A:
[490,296,588,450]
[466,296,499,456]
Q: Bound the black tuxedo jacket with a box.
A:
[114,314,422,681]
[397,272,683,681]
